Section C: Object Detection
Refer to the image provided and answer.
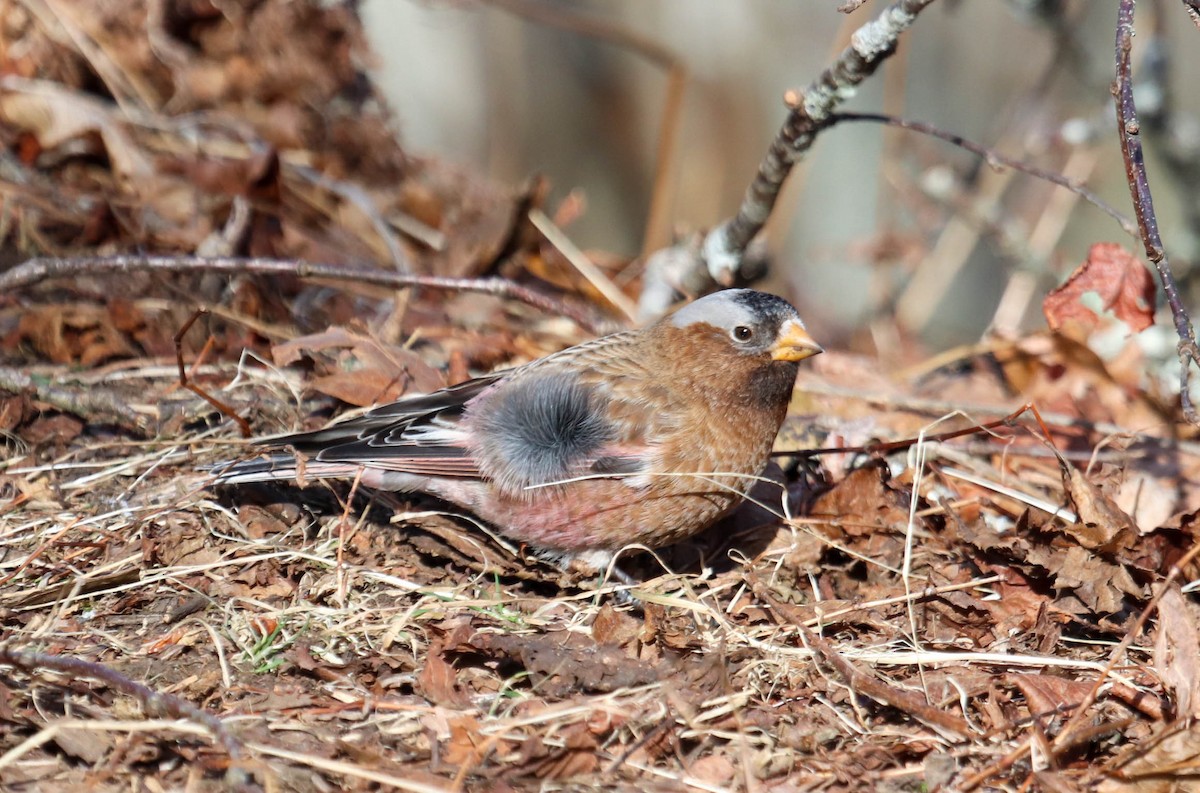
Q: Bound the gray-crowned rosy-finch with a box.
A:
[209,289,822,567]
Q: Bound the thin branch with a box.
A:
[1114,0,1200,426]
[1185,0,1200,29]
[0,255,617,334]
[829,111,1138,237]
[750,576,975,740]
[0,365,149,434]
[777,403,1034,459]
[174,309,252,437]
[791,377,1200,457]
[1138,0,1200,274]
[0,644,258,790]
[702,0,939,283]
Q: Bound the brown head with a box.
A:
[648,289,822,413]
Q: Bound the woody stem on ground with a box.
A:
[1114,0,1200,425]
[0,255,615,335]
[0,645,255,790]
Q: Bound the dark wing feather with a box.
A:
[251,372,505,478]
[259,373,502,452]
[356,373,503,421]
[250,330,657,485]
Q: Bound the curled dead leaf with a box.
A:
[272,326,446,406]
[1153,585,1200,719]
[1062,468,1137,553]
[1043,243,1155,335]
[0,76,152,181]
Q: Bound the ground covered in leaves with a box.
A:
[6,277,1200,793]
[5,2,1200,791]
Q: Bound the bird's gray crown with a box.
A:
[668,289,802,334]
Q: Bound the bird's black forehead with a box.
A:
[731,289,798,324]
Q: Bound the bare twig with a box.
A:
[0,365,148,434]
[828,111,1138,237]
[701,0,938,284]
[174,309,252,437]
[1139,2,1200,272]
[1114,0,1200,426]
[0,644,258,790]
[1184,0,1200,28]
[0,254,616,334]
[956,737,1035,792]
[778,403,1034,459]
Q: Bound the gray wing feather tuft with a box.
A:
[472,371,615,492]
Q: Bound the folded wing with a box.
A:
[210,334,661,490]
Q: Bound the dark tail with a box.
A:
[203,454,302,485]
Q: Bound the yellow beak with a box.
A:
[770,318,823,362]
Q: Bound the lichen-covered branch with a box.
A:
[1185,0,1200,29]
[0,366,149,434]
[702,0,938,284]
[637,0,938,319]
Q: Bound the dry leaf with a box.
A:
[273,326,446,405]
[21,413,83,447]
[309,369,409,407]
[442,715,488,766]
[50,723,116,765]
[690,755,737,786]
[1036,545,1141,615]
[1043,243,1155,334]
[1154,585,1200,719]
[0,76,152,181]
[1099,722,1200,792]
[462,631,660,696]
[418,620,474,708]
[1062,468,1137,553]
[1116,473,1178,535]
[591,603,641,648]
[1010,674,1093,721]
[530,722,598,779]
[17,304,135,365]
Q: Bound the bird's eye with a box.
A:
[731,325,754,342]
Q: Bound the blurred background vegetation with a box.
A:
[366,1,1200,353]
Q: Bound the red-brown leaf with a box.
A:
[1043,243,1155,333]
